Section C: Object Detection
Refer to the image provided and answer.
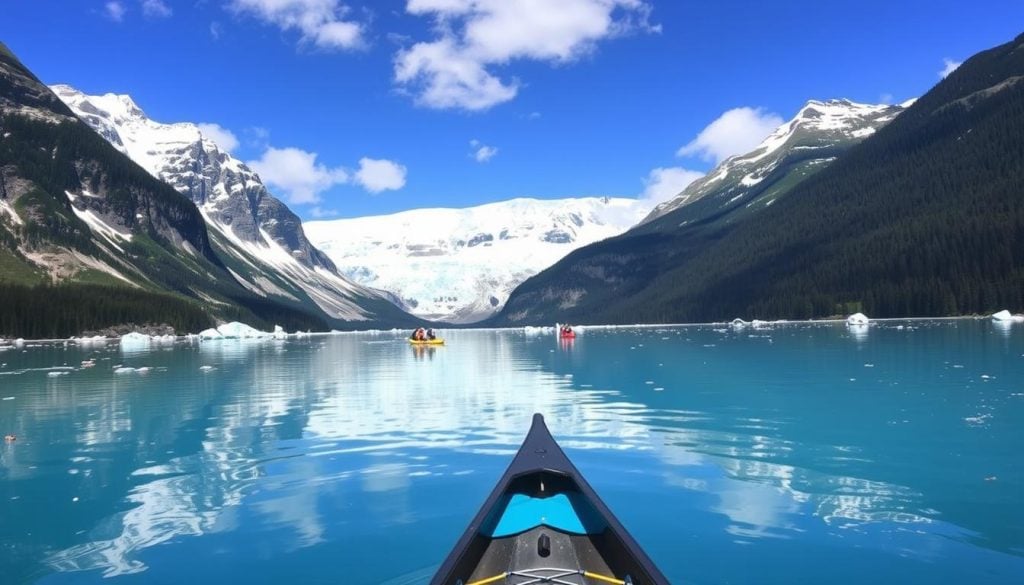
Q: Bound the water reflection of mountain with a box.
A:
[2,333,656,580]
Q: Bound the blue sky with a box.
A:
[2,1,1021,219]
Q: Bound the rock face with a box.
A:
[51,85,415,326]
[304,197,651,323]
[51,85,332,270]
[0,45,225,295]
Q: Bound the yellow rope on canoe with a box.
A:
[583,571,626,584]
[466,573,508,585]
[465,569,625,585]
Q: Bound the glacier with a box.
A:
[303,197,651,323]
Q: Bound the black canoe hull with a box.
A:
[431,414,669,585]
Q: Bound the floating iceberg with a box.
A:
[846,313,870,325]
[730,318,749,328]
[216,322,270,339]
[120,332,151,354]
[120,332,150,344]
[991,310,1023,322]
[273,325,287,340]
[114,366,152,375]
[76,335,108,346]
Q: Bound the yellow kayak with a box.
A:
[409,338,445,346]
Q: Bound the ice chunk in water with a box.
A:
[846,313,869,325]
[216,322,270,339]
[120,332,151,355]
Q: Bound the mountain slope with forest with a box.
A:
[641,99,906,227]
[492,33,1024,325]
[50,85,413,328]
[0,43,409,337]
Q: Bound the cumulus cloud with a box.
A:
[677,107,784,165]
[939,58,961,79]
[396,0,658,110]
[354,158,408,193]
[641,166,704,204]
[228,0,364,50]
[141,0,172,18]
[105,1,126,22]
[470,139,498,162]
[198,123,240,153]
[248,147,349,204]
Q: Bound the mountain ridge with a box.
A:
[491,32,1024,325]
[0,43,393,336]
[641,98,906,227]
[50,84,419,328]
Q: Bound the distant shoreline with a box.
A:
[0,314,1006,345]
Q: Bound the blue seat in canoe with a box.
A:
[485,493,608,538]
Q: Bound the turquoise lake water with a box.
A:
[1,320,1022,584]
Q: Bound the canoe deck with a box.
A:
[431,414,668,585]
[468,526,615,584]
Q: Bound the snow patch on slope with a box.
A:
[0,199,22,226]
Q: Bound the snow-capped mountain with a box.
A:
[643,99,909,225]
[52,85,408,325]
[303,197,651,323]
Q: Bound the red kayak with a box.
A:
[560,331,576,339]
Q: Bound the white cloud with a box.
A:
[309,206,339,218]
[470,139,498,162]
[395,37,519,110]
[939,58,961,79]
[105,1,126,22]
[229,0,364,50]
[198,123,240,153]
[640,166,704,204]
[354,158,408,193]
[677,107,784,165]
[141,0,172,18]
[396,0,657,111]
[247,147,348,204]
